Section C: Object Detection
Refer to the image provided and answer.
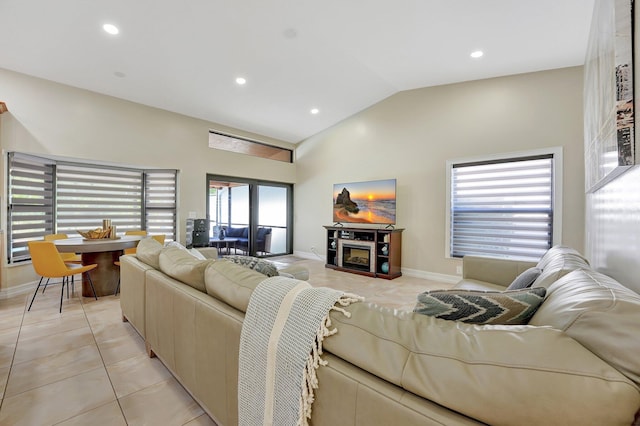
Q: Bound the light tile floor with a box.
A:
[0,284,216,425]
[0,256,451,425]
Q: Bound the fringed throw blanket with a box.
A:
[238,276,363,426]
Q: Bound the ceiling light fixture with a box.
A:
[236,77,247,85]
[310,108,319,115]
[470,50,484,59]
[103,24,119,35]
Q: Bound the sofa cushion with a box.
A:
[506,267,541,290]
[164,241,214,260]
[529,269,640,387]
[414,287,546,325]
[536,245,589,270]
[532,245,590,289]
[158,246,214,293]
[135,237,164,269]
[204,260,268,312]
[222,255,278,277]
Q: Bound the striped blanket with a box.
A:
[238,276,362,426]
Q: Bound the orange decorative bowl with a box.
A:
[77,228,111,239]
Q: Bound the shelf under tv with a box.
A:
[324,225,403,280]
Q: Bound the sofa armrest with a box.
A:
[263,232,272,253]
[462,256,537,288]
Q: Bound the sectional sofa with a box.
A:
[120,241,640,425]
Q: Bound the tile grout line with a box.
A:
[80,293,131,426]
[0,295,29,416]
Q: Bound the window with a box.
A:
[446,148,561,261]
[208,131,293,163]
[6,152,178,263]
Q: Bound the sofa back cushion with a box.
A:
[532,245,590,288]
[226,227,247,238]
[204,260,267,312]
[158,246,214,293]
[529,268,640,387]
[135,237,164,269]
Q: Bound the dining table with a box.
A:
[54,235,143,297]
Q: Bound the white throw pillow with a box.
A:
[189,248,207,260]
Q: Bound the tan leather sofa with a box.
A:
[120,243,640,425]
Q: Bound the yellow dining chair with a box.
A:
[151,234,166,245]
[44,234,82,264]
[28,241,98,313]
[113,230,151,295]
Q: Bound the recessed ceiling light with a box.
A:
[236,77,247,85]
[310,108,319,115]
[103,24,119,35]
[283,28,298,39]
[470,50,484,59]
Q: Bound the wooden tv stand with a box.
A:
[324,226,403,280]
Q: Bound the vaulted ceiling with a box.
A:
[0,0,595,143]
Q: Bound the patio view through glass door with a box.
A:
[207,175,292,257]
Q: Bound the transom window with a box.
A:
[446,148,561,261]
[208,131,293,163]
[6,152,177,263]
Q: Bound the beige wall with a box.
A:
[0,66,588,292]
[0,68,295,293]
[295,67,586,279]
[584,6,640,294]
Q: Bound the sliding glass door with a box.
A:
[207,175,292,257]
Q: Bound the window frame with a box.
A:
[6,152,178,264]
[205,174,293,257]
[445,147,563,261]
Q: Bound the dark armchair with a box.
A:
[223,226,271,255]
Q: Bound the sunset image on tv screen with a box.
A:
[333,179,396,224]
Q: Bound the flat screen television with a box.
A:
[333,179,396,225]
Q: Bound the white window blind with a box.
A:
[7,153,55,262]
[56,164,143,234]
[450,155,554,261]
[6,152,178,263]
[145,170,177,241]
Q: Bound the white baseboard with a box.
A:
[400,267,459,284]
[293,250,325,261]
[292,251,459,284]
[0,280,36,299]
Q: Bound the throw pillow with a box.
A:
[507,267,542,290]
[223,255,279,277]
[189,248,207,260]
[166,241,188,251]
[414,287,546,325]
[165,241,207,260]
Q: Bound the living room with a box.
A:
[1,0,640,424]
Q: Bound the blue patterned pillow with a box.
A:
[222,255,278,277]
[507,267,542,290]
[414,287,546,325]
